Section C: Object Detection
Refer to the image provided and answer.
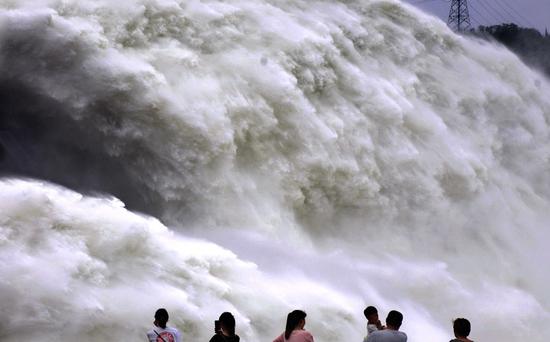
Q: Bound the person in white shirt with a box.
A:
[367,310,407,342]
[146,308,182,342]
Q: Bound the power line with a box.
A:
[409,0,540,31]
[488,0,532,27]
[410,0,444,5]
[473,0,503,24]
[471,16,483,27]
[468,2,494,27]
[468,11,483,28]
[476,0,510,23]
[498,0,537,28]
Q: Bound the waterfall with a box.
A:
[1,0,549,341]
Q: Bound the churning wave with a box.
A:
[1,0,550,341]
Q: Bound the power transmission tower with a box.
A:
[448,0,471,31]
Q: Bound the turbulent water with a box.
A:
[1,0,550,341]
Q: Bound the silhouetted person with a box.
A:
[367,310,406,342]
[273,310,314,342]
[210,312,240,342]
[450,318,474,342]
[147,308,182,342]
[363,306,384,341]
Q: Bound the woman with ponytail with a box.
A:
[273,310,314,342]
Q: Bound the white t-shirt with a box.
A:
[146,326,182,342]
[364,324,380,341]
[367,329,407,342]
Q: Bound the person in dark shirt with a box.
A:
[209,312,240,342]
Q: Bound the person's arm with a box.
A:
[175,330,183,342]
[146,331,155,342]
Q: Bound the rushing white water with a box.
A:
[1,0,550,341]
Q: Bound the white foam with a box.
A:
[1,0,550,341]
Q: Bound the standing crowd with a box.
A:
[146,306,474,342]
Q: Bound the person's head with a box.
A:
[385,310,403,330]
[363,306,379,323]
[219,312,236,336]
[154,308,169,329]
[453,318,471,338]
[285,310,307,339]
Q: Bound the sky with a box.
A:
[403,0,550,33]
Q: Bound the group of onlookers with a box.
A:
[362,306,473,342]
[145,307,474,342]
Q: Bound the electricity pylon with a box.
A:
[448,0,471,31]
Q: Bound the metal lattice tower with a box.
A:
[448,0,471,31]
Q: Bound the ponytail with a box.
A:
[284,310,306,340]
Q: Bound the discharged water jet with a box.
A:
[1,0,550,341]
